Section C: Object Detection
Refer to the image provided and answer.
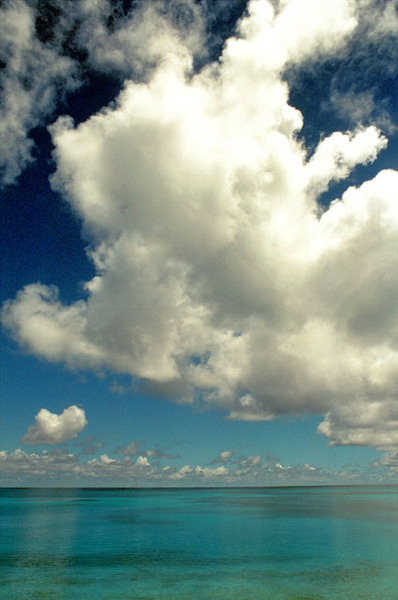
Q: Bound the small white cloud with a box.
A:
[219,449,236,463]
[135,455,150,467]
[275,463,288,470]
[195,465,229,479]
[21,405,87,445]
[170,465,193,480]
[170,464,229,480]
[303,463,316,471]
[99,454,116,465]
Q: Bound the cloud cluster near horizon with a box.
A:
[3,401,396,485]
[2,0,398,452]
[1,444,395,487]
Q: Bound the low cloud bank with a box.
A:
[1,445,394,487]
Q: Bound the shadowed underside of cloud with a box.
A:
[2,0,398,450]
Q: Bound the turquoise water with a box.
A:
[0,486,397,599]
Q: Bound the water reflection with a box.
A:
[1,488,81,597]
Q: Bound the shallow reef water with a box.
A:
[0,486,397,600]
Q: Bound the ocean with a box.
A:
[0,486,397,599]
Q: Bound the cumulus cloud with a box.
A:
[2,0,398,450]
[168,464,230,481]
[2,444,393,486]
[21,405,87,445]
[133,455,149,467]
[318,399,398,447]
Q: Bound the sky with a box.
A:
[1,0,397,487]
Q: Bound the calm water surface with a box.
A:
[0,486,397,599]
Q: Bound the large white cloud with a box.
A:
[2,0,396,187]
[21,405,88,445]
[2,0,398,450]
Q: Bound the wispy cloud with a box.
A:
[118,440,177,460]
[0,0,76,185]
[209,449,237,465]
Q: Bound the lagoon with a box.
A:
[0,486,397,599]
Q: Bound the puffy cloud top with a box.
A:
[21,405,88,445]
